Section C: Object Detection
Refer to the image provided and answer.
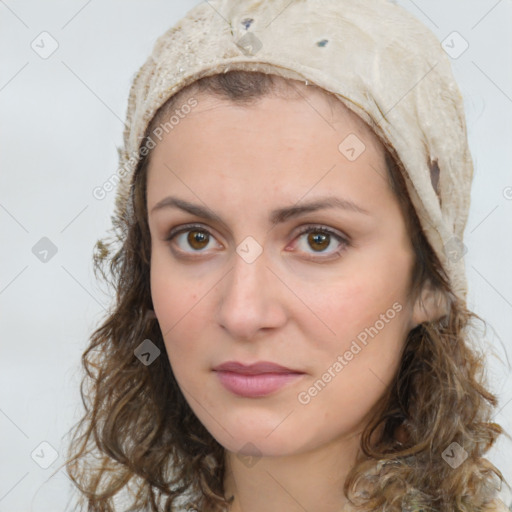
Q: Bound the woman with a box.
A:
[65,0,510,510]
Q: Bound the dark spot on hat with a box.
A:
[241,18,254,30]
[429,158,440,198]
[317,39,329,47]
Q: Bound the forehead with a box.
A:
[168,77,382,144]
[147,80,385,168]
[145,82,392,217]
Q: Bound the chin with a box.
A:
[209,425,307,458]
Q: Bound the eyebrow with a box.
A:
[150,195,370,226]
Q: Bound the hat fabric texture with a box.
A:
[110,0,473,305]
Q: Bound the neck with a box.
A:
[222,432,363,512]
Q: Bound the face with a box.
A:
[147,82,427,458]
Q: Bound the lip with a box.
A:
[212,361,305,398]
[213,361,302,374]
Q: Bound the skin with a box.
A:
[146,81,442,512]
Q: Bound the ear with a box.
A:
[411,279,449,328]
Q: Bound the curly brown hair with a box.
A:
[64,70,510,512]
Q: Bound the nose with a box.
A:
[215,248,287,340]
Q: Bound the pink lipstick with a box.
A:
[212,361,305,398]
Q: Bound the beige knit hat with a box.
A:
[108,0,473,305]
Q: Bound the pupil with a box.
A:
[188,230,208,250]
[308,232,329,251]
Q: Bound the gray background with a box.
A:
[1,1,511,510]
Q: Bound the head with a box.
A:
[66,71,506,512]
[146,71,447,453]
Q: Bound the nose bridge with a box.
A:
[216,245,284,339]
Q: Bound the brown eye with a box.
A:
[187,229,209,250]
[165,224,222,255]
[307,231,330,252]
[293,225,350,260]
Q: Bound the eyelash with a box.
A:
[165,223,350,261]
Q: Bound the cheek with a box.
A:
[150,254,185,343]
[298,283,409,435]
[149,251,215,373]
[313,258,411,340]
[150,253,179,329]
[150,248,204,329]
[303,246,413,391]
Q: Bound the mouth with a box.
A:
[212,360,305,398]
